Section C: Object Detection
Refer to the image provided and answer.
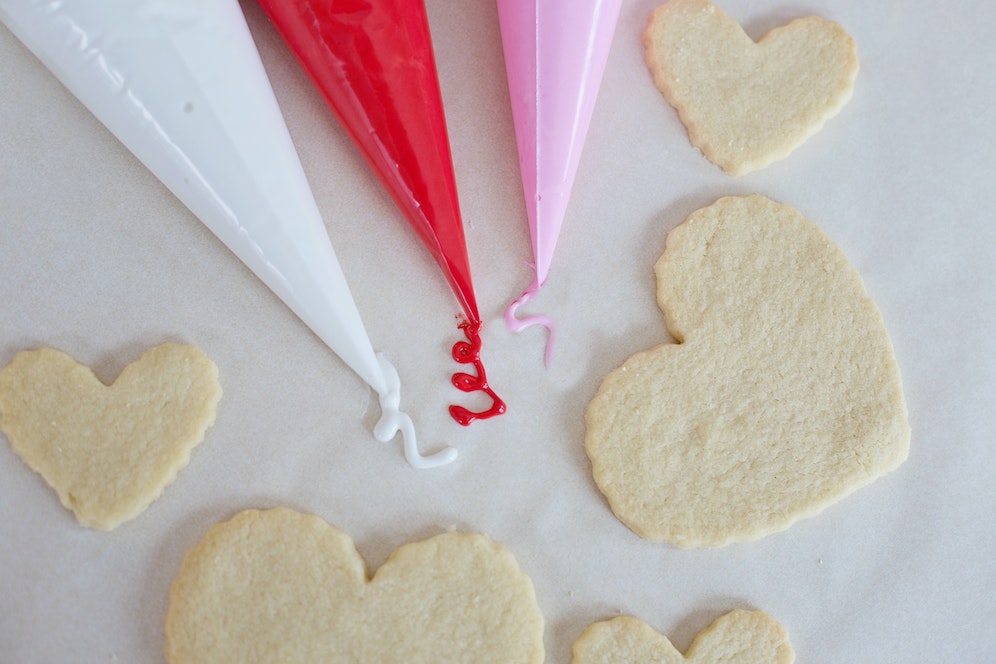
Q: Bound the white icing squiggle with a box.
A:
[372,353,457,469]
[504,280,557,366]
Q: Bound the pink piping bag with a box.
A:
[497,0,622,364]
[257,0,505,426]
[0,0,455,468]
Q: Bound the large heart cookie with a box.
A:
[0,343,221,530]
[644,0,859,175]
[165,508,545,663]
[585,195,909,547]
[572,611,794,663]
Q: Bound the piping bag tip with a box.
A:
[504,282,557,367]
[449,319,507,426]
[372,353,457,469]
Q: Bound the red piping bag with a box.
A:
[257,0,504,425]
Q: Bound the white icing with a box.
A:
[0,1,455,469]
[372,354,457,469]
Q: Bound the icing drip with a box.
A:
[372,353,457,469]
[504,279,556,366]
[449,320,507,426]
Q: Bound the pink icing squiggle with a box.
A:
[504,281,556,366]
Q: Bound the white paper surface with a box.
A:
[1,1,993,661]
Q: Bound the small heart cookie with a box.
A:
[644,0,859,175]
[165,508,545,663]
[0,343,221,530]
[585,195,909,547]
[572,611,794,664]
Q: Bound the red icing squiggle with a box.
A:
[449,320,506,426]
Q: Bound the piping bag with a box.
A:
[497,0,622,364]
[0,0,455,468]
[256,0,505,426]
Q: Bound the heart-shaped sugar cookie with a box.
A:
[585,195,909,547]
[644,0,859,175]
[0,343,221,530]
[572,611,794,663]
[165,508,545,663]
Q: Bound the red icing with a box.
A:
[257,0,480,322]
[449,320,506,426]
